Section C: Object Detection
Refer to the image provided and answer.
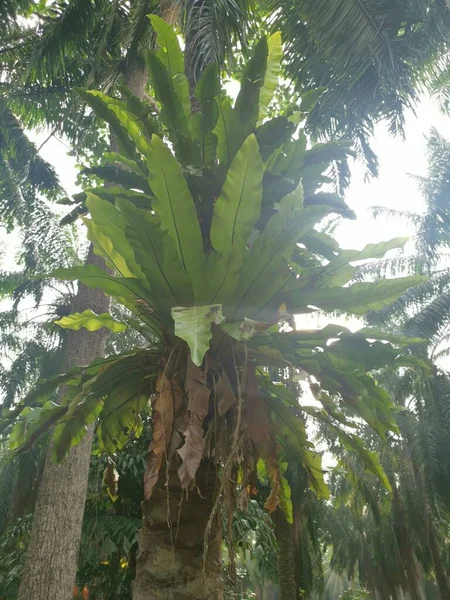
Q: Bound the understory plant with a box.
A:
[1,18,426,598]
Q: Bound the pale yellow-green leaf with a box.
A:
[171,305,224,366]
[258,32,283,123]
[55,310,127,333]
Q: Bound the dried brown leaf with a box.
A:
[216,369,236,416]
[167,408,186,459]
[177,419,206,488]
[144,373,174,499]
[177,357,211,488]
[243,368,272,454]
[103,461,119,502]
[185,357,210,419]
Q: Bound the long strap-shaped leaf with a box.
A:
[146,52,190,138]
[233,196,329,317]
[117,199,193,308]
[150,15,184,78]
[193,63,220,166]
[213,95,241,164]
[150,14,191,120]
[210,134,263,256]
[235,37,268,137]
[284,276,427,316]
[85,193,146,281]
[76,89,137,161]
[50,265,163,338]
[258,32,282,124]
[147,134,207,300]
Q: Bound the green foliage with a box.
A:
[210,134,263,257]
[1,27,424,529]
[172,305,224,367]
[271,0,450,175]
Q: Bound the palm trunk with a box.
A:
[17,247,110,600]
[133,459,222,600]
[273,509,297,600]
[428,523,450,600]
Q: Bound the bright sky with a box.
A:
[337,95,450,248]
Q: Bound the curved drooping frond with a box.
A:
[323,418,450,600]
[270,0,450,175]
[367,271,450,328]
[0,100,61,220]
[19,0,114,87]
[0,298,69,407]
[0,97,79,296]
[403,290,450,343]
[414,129,450,263]
[0,0,34,35]
[182,0,254,83]
[367,129,450,355]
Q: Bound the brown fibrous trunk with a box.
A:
[133,459,223,600]
[273,509,297,600]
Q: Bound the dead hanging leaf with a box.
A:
[103,460,119,502]
[185,357,210,420]
[167,406,187,460]
[144,373,174,499]
[243,367,272,454]
[216,369,236,416]
[177,420,206,488]
[177,357,210,488]
[172,379,184,417]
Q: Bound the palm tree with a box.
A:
[2,29,425,598]
[323,410,450,600]
[332,129,450,600]
[270,0,450,177]
[0,3,255,597]
[3,2,449,596]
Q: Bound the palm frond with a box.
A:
[183,0,254,83]
[21,0,102,85]
[0,0,34,35]
[404,290,450,342]
[414,129,450,262]
[367,271,450,331]
[271,0,450,174]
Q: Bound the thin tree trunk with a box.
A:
[404,558,423,600]
[18,57,148,598]
[428,523,450,600]
[273,510,297,600]
[264,582,279,600]
[18,247,110,600]
[133,460,223,600]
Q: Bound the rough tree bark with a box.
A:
[18,57,148,598]
[133,460,223,600]
[428,522,450,600]
[18,248,110,600]
[273,509,297,600]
